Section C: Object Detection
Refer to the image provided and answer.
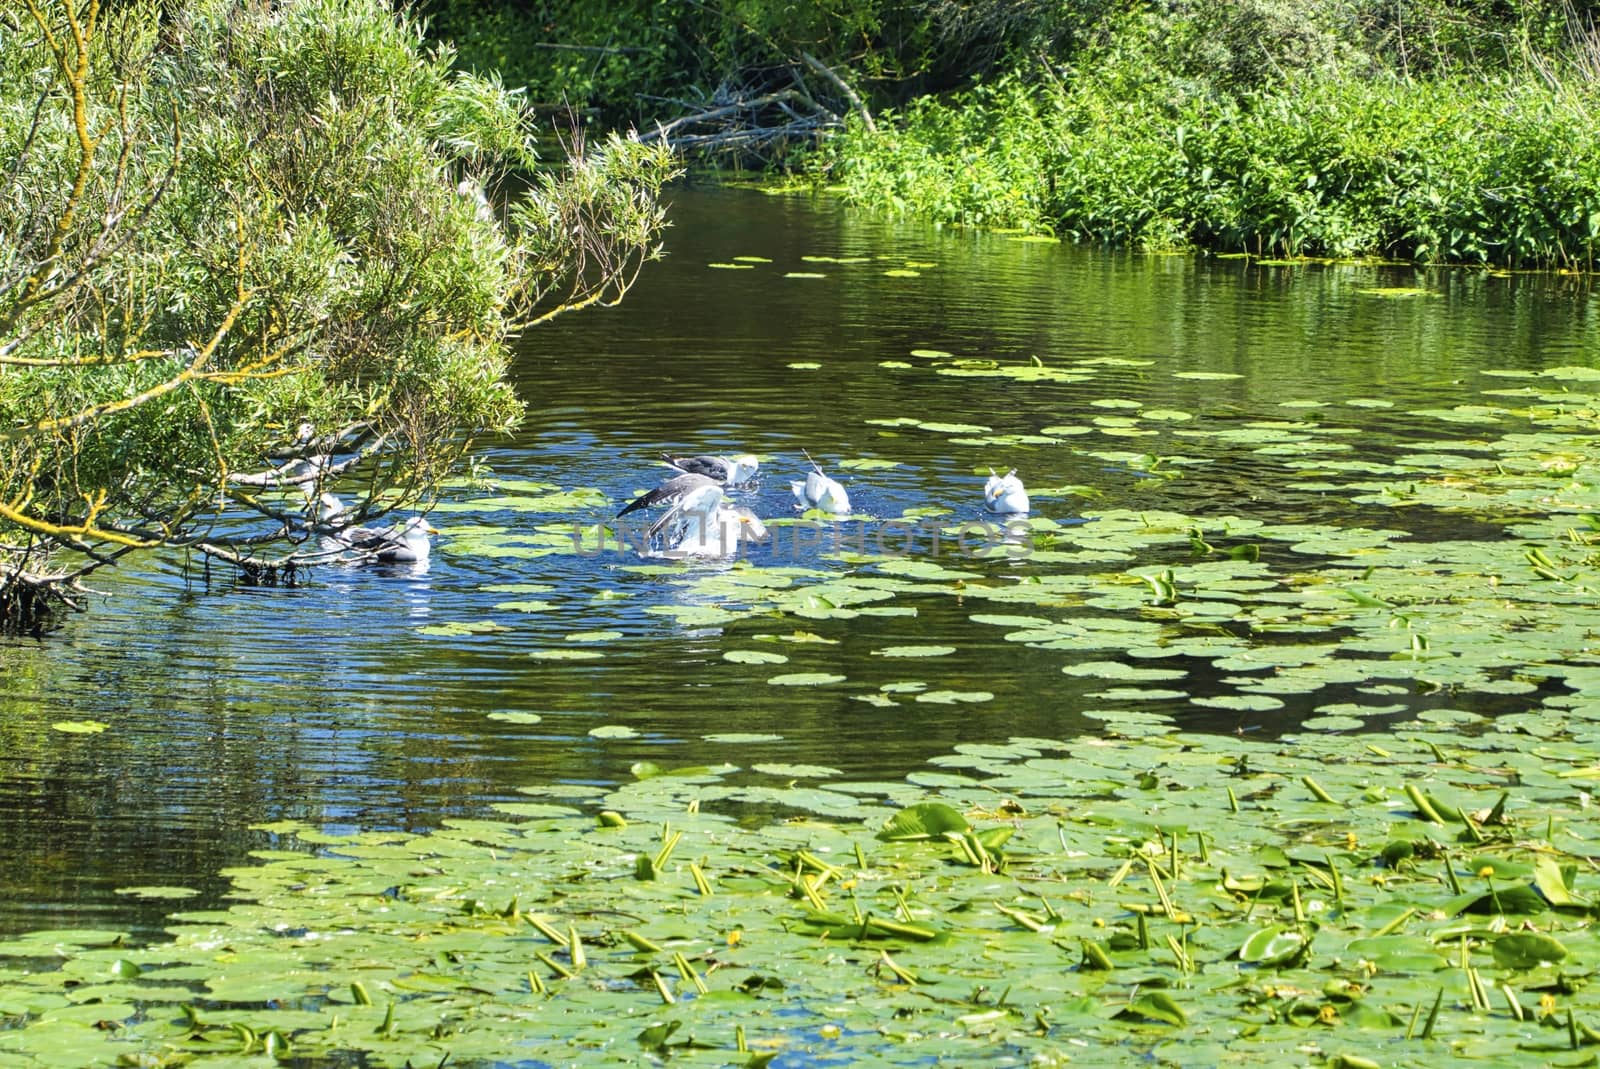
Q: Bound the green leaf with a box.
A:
[1491,932,1568,969]
[877,802,970,841]
[1238,925,1308,967]
[1123,991,1187,1025]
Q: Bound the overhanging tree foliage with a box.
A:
[0,0,677,632]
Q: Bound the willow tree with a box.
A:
[0,0,675,631]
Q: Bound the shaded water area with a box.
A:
[2,187,1598,939]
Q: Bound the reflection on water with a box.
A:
[2,188,1597,936]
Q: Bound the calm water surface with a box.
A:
[1,188,1596,937]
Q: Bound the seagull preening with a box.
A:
[617,471,727,541]
[305,490,437,563]
[655,504,768,558]
[336,516,437,563]
[791,454,851,513]
[661,452,760,487]
[617,472,770,557]
[983,468,1030,514]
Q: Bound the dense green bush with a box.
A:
[821,51,1600,267]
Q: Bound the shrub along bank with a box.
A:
[819,64,1600,268]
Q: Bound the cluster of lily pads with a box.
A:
[15,240,1600,1066]
[2,719,1598,1067]
[7,359,1598,1064]
[421,357,1600,746]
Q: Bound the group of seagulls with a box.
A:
[288,449,1031,569]
[613,450,1029,558]
[615,453,770,557]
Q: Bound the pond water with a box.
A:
[2,187,1598,940]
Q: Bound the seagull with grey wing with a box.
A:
[305,490,436,563]
[661,452,760,487]
[617,471,728,544]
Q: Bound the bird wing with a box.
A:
[648,478,724,539]
[661,454,730,481]
[618,473,718,518]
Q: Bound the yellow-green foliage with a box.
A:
[0,0,675,599]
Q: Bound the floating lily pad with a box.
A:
[50,721,108,734]
[113,886,200,899]
[723,650,790,665]
[753,762,841,778]
[565,630,624,643]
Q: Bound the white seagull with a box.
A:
[338,515,437,563]
[792,456,851,513]
[983,468,1030,514]
[617,472,727,541]
[659,504,768,558]
[305,491,437,563]
[662,452,760,487]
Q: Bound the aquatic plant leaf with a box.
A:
[1123,991,1187,1025]
[877,802,969,840]
[767,673,847,686]
[563,630,624,643]
[752,763,841,778]
[486,712,542,724]
[1491,933,1568,969]
[1239,925,1309,967]
[49,721,108,734]
[723,650,789,665]
[112,887,199,900]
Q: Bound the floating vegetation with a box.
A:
[1358,287,1436,298]
[15,722,1600,1066]
[49,720,108,734]
[486,712,543,724]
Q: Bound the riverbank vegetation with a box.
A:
[422,0,1600,267]
[0,0,675,632]
[819,5,1600,266]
